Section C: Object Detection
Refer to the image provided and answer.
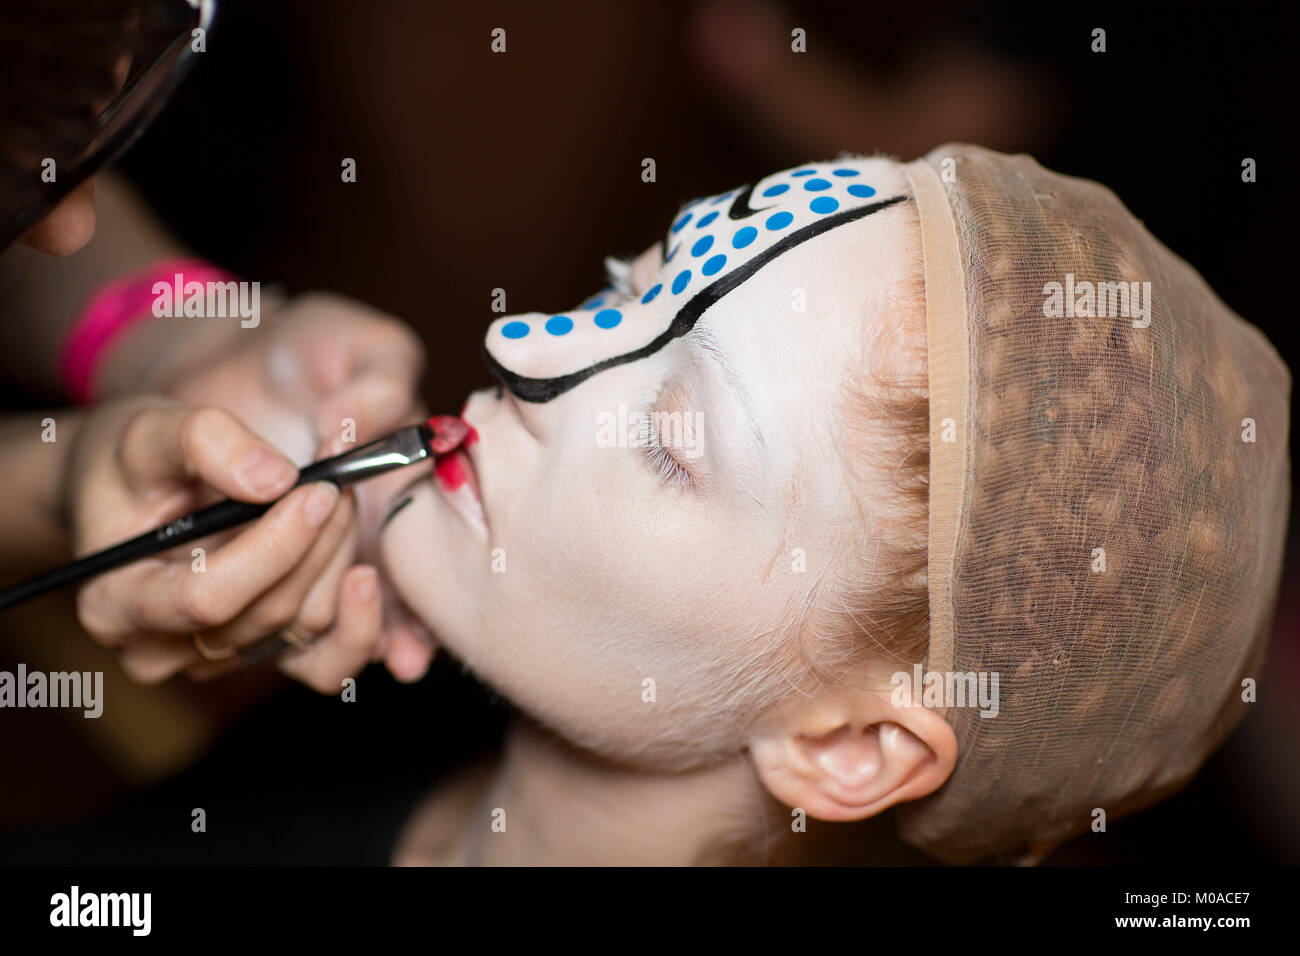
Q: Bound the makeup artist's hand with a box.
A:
[63,395,385,691]
[135,292,438,682]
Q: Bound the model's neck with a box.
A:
[461,715,763,865]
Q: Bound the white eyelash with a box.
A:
[634,385,692,489]
[603,255,635,298]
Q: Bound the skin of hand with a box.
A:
[63,395,383,693]
[98,292,438,682]
[16,179,98,256]
[4,178,434,681]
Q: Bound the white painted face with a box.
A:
[379,157,918,767]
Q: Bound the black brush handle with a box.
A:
[0,429,427,613]
[0,496,271,610]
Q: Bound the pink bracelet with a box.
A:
[59,257,237,404]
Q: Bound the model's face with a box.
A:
[380,158,915,765]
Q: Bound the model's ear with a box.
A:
[747,687,957,822]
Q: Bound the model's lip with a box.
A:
[434,443,487,535]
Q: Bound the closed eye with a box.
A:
[643,422,691,488]
[636,390,692,489]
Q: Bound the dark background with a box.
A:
[1,0,1296,864]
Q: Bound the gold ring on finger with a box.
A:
[278,620,317,649]
[192,631,236,661]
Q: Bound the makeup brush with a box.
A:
[0,416,470,612]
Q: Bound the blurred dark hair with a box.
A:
[0,0,141,206]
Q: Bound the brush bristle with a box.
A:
[426,415,471,455]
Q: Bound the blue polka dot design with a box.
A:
[765,211,793,231]
[502,321,530,339]
[594,309,622,329]
[545,315,573,336]
[647,172,877,306]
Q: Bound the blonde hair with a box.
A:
[697,197,935,864]
[807,197,930,682]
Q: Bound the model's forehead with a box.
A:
[658,157,892,265]
[483,156,910,402]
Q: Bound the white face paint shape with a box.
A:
[379,156,918,770]
[483,158,908,402]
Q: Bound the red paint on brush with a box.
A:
[426,415,470,455]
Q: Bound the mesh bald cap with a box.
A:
[895,144,1290,864]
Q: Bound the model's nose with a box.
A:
[483,288,673,402]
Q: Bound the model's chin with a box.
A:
[378,480,484,638]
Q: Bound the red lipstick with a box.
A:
[434,449,471,490]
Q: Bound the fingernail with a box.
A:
[352,568,378,602]
[303,482,340,526]
[239,448,298,497]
